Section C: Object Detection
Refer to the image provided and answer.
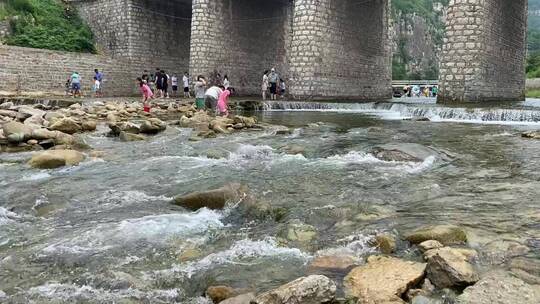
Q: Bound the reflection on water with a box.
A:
[1,107,539,302]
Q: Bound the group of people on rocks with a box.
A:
[137,69,235,116]
[65,69,104,98]
[262,68,285,100]
[140,68,191,99]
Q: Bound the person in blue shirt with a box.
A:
[94,69,104,97]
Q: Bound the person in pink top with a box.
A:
[137,77,154,112]
[217,86,234,116]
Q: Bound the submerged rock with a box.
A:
[172,183,248,210]
[510,257,540,285]
[308,255,358,272]
[280,219,318,244]
[371,233,397,254]
[221,293,255,304]
[255,275,336,304]
[371,143,445,162]
[406,225,467,245]
[343,256,426,303]
[425,247,479,288]
[119,131,146,142]
[28,150,85,169]
[456,271,540,304]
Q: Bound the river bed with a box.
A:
[1,100,539,303]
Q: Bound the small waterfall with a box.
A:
[262,101,540,124]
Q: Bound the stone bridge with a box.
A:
[74,0,528,103]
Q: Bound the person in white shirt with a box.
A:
[223,75,230,90]
[204,86,223,115]
[171,74,178,97]
[183,72,191,98]
[262,70,269,101]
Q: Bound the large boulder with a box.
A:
[81,120,97,132]
[405,225,467,245]
[140,118,167,134]
[28,150,85,169]
[255,275,336,304]
[343,256,426,303]
[425,247,479,288]
[3,121,34,142]
[456,271,540,304]
[48,118,82,134]
[172,183,249,210]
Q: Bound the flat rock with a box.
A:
[309,255,358,271]
[418,240,444,252]
[522,131,540,139]
[406,225,467,245]
[172,183,248,210]
[343,256,426,303]
[48,118,82,134]
[280,219,318,244]
[255,275,336,304]
[426,247,479,288]
[221,293,255,304]
[28,149,85,169]
[456,271,540,304]
[119,131,146,142]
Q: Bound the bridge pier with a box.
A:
[289,0,392,100]
[438,0,528,103]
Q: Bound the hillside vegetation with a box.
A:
[0,0,95,53]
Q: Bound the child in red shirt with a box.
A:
[138,77,154,112]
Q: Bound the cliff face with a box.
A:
[391,1,447,80]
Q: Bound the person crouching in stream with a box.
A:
[137,77,154,113]
[217,87,235,117]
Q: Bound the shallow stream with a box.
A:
[1,99,539,303]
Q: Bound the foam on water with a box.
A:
[316,233,376,258]
[155,238,311,279]
[19,283,183,303]
[19,171,51,181]
[40,208,224,257]
[0,207,19,226]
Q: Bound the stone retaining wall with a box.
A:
[0,45,138,97]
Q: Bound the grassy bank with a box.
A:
[1,0,95,53]
[526,89,540,98]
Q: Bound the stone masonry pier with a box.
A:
[0,0,529,102]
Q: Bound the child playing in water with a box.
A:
[138,77,154,112]
[217,87,234,116]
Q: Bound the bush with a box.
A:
[3,0,95,53]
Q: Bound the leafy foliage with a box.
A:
[1,0,95,53]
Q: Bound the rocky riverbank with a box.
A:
[169,184,540,304]
[0,99,265,167]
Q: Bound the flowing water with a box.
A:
[1,99,540,303]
